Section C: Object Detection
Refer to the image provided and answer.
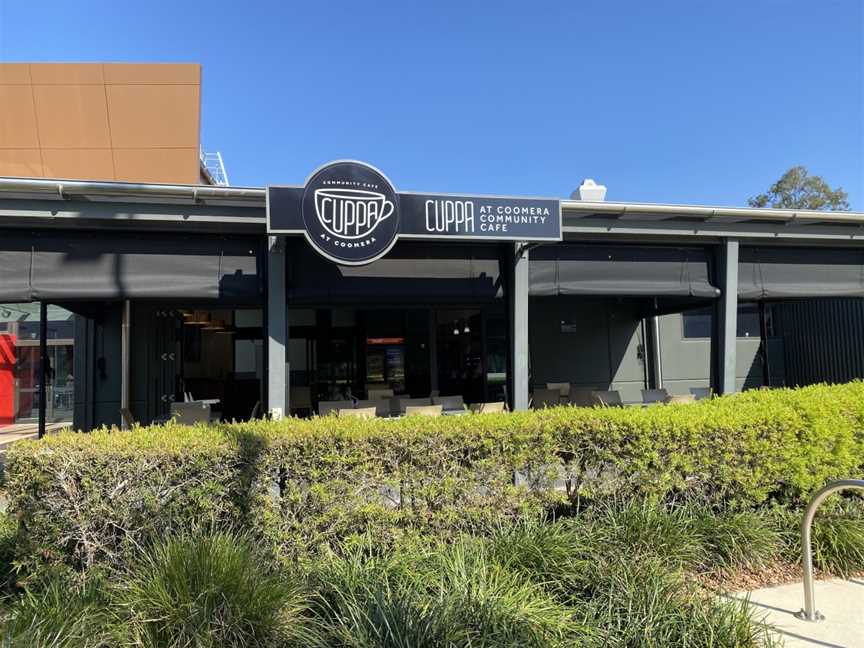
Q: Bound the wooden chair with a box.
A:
[339,407,377,419]
[405,404,442,417]
[531,388,561,409]
[568,388,596,407]
[546,382,570,398]
[393,396,432,415]
[641,389,669,404]
[318,400,353,416]
[469,401,506,414]
[667,394,696,405]
[432,395,465,412]
[592,390,623,407]
[353,399,391,417]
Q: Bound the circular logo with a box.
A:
[301,161,400,265]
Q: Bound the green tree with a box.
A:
[748,166,849,211]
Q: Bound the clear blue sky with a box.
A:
[1,0,862,208]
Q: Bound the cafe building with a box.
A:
[2,159,864,434]
[1,64,864,435]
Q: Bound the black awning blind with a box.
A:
[530,244,720,298]
[0,231,262,302]
[287,241,503,302]
[738,247,864,300]
[0,241,32,302]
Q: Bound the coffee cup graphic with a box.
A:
[314,188,395,240]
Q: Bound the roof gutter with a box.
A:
[1,177,862,225]
[0,176,267,204]
[560,200,864,224]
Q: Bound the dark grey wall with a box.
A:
[529,297,647,402]
[655,311,768,395]
[774,298,864,386]
[529,297,774,400]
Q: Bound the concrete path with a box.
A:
[731,578,863,647]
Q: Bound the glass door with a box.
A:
[436,309,485,403]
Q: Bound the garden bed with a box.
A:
[1,382,863,646]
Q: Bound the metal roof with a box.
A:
[1,175,863,232]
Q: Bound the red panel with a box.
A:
[0,334,15,426]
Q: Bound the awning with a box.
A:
[0,230,262,302]
[739,247,864,300]
[529,244,720,298]
[287,241,503,302]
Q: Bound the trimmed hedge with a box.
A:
[5,382,864,578]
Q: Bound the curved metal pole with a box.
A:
[796,479,864,622]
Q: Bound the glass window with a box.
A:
[682,304,763,339]
[0,303,75,425]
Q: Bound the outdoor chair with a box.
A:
[405,404,442,417]
[170,401,211,424]
[666,394,696,404]
[393,396,432,415]
[641,388,669,404]
[469,401,506,414]
[318,400,354,416]
[591,390,623,407]
[531,388,561,409]
[690,387,712,400]
[568,388,596,407]
[352,399,391,417]
[338,407,377,419]
[546,382,570,398]
[432,395,465,412]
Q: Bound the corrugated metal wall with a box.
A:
[775,298,864,386]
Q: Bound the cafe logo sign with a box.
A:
[301,160,400,265]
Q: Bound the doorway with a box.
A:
[435,309,484,403]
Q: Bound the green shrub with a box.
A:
[308,538,588,648]
[0,510,16,590]
[5,382,864,579]
[580,557,776,647]
[117,530,314,648]
[0,578,113,648]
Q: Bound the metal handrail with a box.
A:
[795,479,864,622]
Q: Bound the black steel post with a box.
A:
[38,301,48,439]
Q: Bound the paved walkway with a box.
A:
[731,579,863,647]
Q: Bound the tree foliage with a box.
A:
[748,165,849,211]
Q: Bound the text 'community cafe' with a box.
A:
[3,159,864,433]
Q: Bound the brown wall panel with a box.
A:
[102,63,200,85]
[0,63,202,183]
[113,147,198,184]
[42,148,115,180]
[0,85,39,148]
[33,84,112,148]
[0,149,43,176]
[30,63,105,85]
[0,64,31,84]
[106,84,200,148]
